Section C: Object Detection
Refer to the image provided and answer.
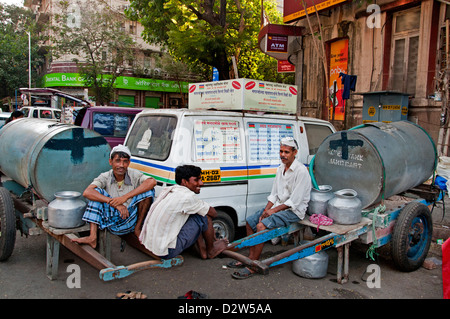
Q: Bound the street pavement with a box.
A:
[0,198,448,304]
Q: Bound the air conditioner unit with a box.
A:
[170,99,179,106]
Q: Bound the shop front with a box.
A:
[260,0,446,150]
[41,72,189,108]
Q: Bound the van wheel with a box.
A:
[213,210,235,242]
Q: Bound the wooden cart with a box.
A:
[222,184,443,283]
[0,178,183,281]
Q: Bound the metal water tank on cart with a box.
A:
[0,118,111,202]
[0,118,112,262]
[359,91,410,124]
[312,121,436,209]
[310,120,439,272]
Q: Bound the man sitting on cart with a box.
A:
[139,165,229,259]
[72,145,156,248]
[229,137,312,279]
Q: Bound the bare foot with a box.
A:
[207,238,229,259]
[195,235,208,259]
[71,235,97,249]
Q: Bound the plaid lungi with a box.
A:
[82,188,154,235]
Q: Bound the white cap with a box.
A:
[110,144,131,158]
[280,137,298,150]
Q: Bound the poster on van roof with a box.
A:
[188,79,297,114]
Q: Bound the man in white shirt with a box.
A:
[230,137,312,279]
[139,165,229,259]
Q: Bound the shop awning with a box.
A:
[283,0,349,23]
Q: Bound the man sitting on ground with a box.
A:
[72,145,156,248]
[139,165,229,259]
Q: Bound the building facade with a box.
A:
[24,0,191,108]
[277,0,448,154]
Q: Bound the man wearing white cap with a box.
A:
[229,137,312,279]
[72,144,156,248]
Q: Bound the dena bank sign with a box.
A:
[42,73,188,93]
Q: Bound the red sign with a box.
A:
[267,35,288,53]
[329,39,349,121]
[245,81,256,90]
[289,87,298,95]
[278,60,295,73]
[232,81,241,89]
[284,0,349,23]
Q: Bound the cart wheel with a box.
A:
[0,186,16,261]
[391,202,432,272]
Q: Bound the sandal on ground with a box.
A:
[116,291,148,299]
[231,268,255,280]
[226,260,244,268]
[177,290,208,299]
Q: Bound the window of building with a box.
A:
[389,8,421,95]
[129,21,137,35]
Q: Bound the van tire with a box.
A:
[213,210,235,242]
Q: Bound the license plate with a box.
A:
[201,169,221,183]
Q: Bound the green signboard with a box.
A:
[43,73,85,87]
[42,73,188,93]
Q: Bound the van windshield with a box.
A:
[126,115,177,161]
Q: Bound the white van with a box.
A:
[124,108,335,241]
[21,106,61,121]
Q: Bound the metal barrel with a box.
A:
[312,121,437,208]
[0,118,111,202]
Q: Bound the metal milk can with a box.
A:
[327,189,362,225]
[307,185,334,216]
[48,191,87,229]
[292,241,329,279]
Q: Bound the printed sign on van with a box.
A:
[248,122,295,162]
[188,79,297,114]
[193,120,242,163]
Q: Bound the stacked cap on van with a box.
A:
[188,79,298,114]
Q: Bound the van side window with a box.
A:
[40,110,52,119]
[33,110,38,118]
[193,119,242,163]
[248,122,295,162]
[93,112,136,138]
[127,115,177,161]
[304,123,333,155]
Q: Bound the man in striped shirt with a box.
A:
[140,165,229,259]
